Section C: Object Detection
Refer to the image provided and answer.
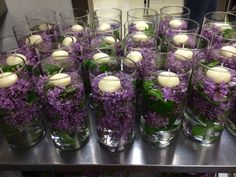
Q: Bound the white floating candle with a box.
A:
[98,75,121,93]
[206,66,231,84]
[132,33,148,42]
[173,34,189,45]
[93,53,110,64]
[25,35,43,45]
[220,46,236,58]
[126,51,143,66]
[0,72,18,88]
[71,24,83,32]
[51,50,69,60]
[213,23,232,32]
[103,36,116,45]
[169,19,182,29]
[158,71,180,88]
[98,23,111,32]
[49,73,72,87]
[134,21,149,31]
[6,53,27,66]
[38,23,53,31]
[174,49,193,60]
[62,36,77,47]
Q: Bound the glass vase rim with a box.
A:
[160,6,190,17]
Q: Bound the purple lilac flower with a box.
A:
[63,26,87,38]
[36,75,87,133]
[125,35,156,50]
[91,72,135,146]
[0,78,41,129]
[144,112,169,128]
[164,20,187,38]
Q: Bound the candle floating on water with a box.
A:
[98,75,121,93]
[213,23,232,32]
[0,72,18,88]
[49,73,72,87]
[93,53,110,64]
[62,36,77,47]
[103,36,116,45]
[134,21,149,31]
[158,71,180,88]
[174,48,193,60]
[132,33,148,42]
[98,23,111,32]
[220,46,236,58]
[173,34,189,45]
[125,51,143,67]
[38,23,53,31]
[71,24,83,32]
[51,50,69,60]
[206,66,231,84]
[25,34,43,45]
[6,53,27,66]
[169,19,182,29]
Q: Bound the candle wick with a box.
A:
[220,63,224,68]
[0,67,3,74]
[30,30,33,36]
[97,48,102,53]
[58,43,61,49]
[59,67,64,74]
[121,59,124,71]
[168,69,171,77]
[74,20,78,25]
[105,71,108,77]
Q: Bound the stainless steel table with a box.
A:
[0,111,236,172]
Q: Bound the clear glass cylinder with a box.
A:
[127,8,158,24]
[60,9,89,37]
[161,18,199,52]
[167,33,210,63]
[34,58,89,151]
[201,11,236,45]
[90,56,137,152]
[226,100,236,136]
[93,8,122,24]
[183,63,236,144]
[140,61,191,147]
[158,6,190,36]
[0,55,45,148]
[25,9,58,35]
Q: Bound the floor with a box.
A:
[93,0,184,23]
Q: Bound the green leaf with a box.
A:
[206,60,220,68]
[44,64,61,75]
[60,86,76,99]
[144,23,154,36]
[222,29,236,39]
[27,90,38,105]
[57,132,75,145]
[113,30,120,40]
[148,89,162,100]
[143,125,159,134]
[99,64,109,73]
[83,60,93,68]
[1,65,18,72]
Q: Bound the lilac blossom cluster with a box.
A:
[36,76,87,133]
[125,35,156,50]
[91,72,135,148]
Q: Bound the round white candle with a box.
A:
[213,23,232,32]
[134,21,149,31]
[169,19,182,29]
[220,46,236,58]
[158,71,180,88]
[132,33,148,42]
[103,36,116,45]
[174,49,193,60]
[173,34,189,45]
[93,53,110,64]
[49,73,72,87]
[51,50,69,60]
[206,66,231,84]
[126,51,143,66]
[25,35,43,45]
[38,23,53,31]
[62,36,77,47]
[98,75,121,93]
[0,72,18,88]
[71,24,83,32]
[6,53,27,66]
[98,23,111,32]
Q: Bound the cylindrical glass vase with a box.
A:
[34,58,89,151]
[140,63,191,147]
[183,63,236,144]
[0,56,45,148]
[124,20,155,36]
[93,8,122,24]
[90,56,137,152]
